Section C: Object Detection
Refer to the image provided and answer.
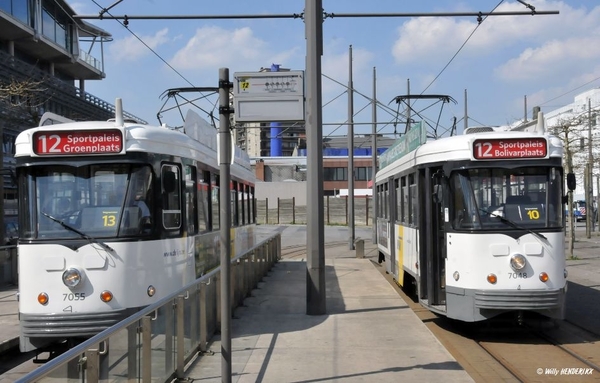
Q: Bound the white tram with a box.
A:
[375,117,573,322]
[15,101,256,352]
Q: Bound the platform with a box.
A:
[182,226,474,382]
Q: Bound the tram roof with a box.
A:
[376,131,564,180]
[15,119,255,184]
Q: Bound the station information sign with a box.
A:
[233,70,305,122]
[33,129,123,155]
[472,137,547,160]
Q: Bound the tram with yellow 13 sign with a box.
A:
[14,100,257,352]
[375,115,574,322]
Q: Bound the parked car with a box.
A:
[566,200,588,222]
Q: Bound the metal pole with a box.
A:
[348,45,355,250]
[464,89,468,132]
[371,67,378,244]
[218,67,233,382]
[597,174,599,230]
[585,163,590,238]
[587,98,593,238]
[305,0,326,315]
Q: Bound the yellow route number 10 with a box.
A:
[526,209,540,220]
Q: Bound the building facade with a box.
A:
[252,134,395,196]
[544,88,600,198]
[1,0,144,200]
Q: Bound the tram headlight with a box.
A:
[62,268,83,288]
[564,269,568,279]
[453,271,460,281]
[147,285,156,297]
[510,254,527,271]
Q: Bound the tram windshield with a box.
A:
[20,164,154,240]
[449,167,562,231]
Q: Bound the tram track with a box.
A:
[280,241,350,260]
[374,261,600,382]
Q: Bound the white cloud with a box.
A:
[495,36,600,81]
[171,26,271,70]
[108,28,170,62]
[391,1,600,65]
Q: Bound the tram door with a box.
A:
[419,167,446,307]
[387,178,397,277]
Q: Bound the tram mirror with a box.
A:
[433,184,443,204]
[566,173,576,191]
[163,171,177,193]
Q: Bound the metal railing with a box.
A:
[16,233,281,383]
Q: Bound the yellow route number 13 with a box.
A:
[102,212,117,227]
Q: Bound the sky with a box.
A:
[72,0,600,139]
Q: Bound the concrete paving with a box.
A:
[183,225,474,382]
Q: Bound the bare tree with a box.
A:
[0,77,50,244]
[548,107,600,257]
[0,77,50,127]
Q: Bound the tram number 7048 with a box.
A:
[508,273,528,279]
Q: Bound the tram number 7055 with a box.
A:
[63,293,86,301]
[508,273,528,279]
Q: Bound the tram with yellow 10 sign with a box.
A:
[375,115,573,322]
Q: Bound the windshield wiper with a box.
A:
[41,212,114,252]
[480,208,547,241]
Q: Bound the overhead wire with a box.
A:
[87,0,225,126]
[413,1,505,133]
[90,0,197,89]
[538,75,600,108]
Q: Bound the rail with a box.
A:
[16,233,281,383]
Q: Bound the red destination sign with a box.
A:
[33,129,123,155]
[472,138,547,160]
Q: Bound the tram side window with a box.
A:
[383,183,389,219]
[401,177,408,223]
[240,184,247,225]
[231,181,239,227]
[378,184,385,218]
[212,174,220,231]
[395,178,401,222]
[376,185,381,217]
[123,165,154,236]
[197,171,209,233]
[162,164,181,231]
[409,173,416,225]
[243,185,249,225]
[245,184,251,224]
[185,165,198,235]
[250,186,256,223]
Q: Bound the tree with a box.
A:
[0,77,49,127]
[0,77,50,245]
[548,106,600,256]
